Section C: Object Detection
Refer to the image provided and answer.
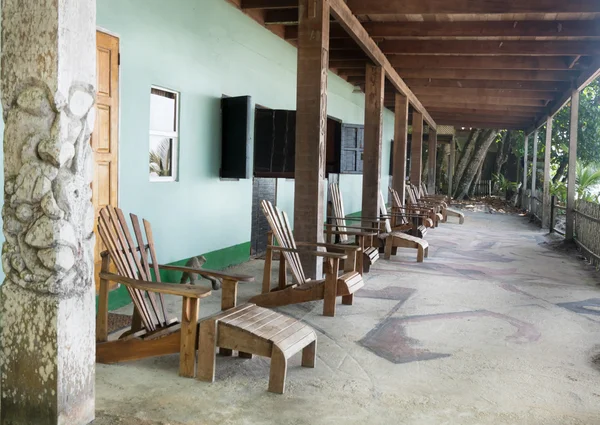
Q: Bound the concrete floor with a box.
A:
[95,210,600,425]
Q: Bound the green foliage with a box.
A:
[149,138,173,177]
[493,173,517,193]
[550,180,567,204]
[576,162,600,203]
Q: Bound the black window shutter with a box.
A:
[221,96,252,179]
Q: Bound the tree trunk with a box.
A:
[422,146,429,183]
[492,131,513,192]
[437,144,448,193]
[453,129,480,192]
[553,156,568,183]
[470,160,485,197]
[454,130,499,200]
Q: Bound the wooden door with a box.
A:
[92,31,119,291]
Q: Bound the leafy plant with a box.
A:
[550,181,567,204]
[576,162,600,203]
[492,173,517,193]
[149,138,172,177]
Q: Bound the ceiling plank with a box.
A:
[388,55,580,70]
[394,69,579,81]
[264,9,298,25]
[377,40,600,56]
[241,0,296,9]
[410,88,557,99]
[328,0,436,129]
[426,107,540,117]
[403,78,569,91]
[417,95,548,107]
[346,0,600,15]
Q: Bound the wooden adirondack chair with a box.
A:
[96,205,317,394]
[249,200,364,317]
[420,183,465,224]
[327,184,380,273]
[388,187,433,238]
[406,184,445,225]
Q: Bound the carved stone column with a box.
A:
[1,1,97,424]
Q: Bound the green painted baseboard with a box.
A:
[96,241,251,312]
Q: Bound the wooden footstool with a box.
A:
[197,303,317,394]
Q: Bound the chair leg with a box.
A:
[425,247,429,258]
[197,320,217,383]
[268,346,287,394]
[384,237,393,260]
[342,294,354,306]
[219,348,233,357]
[301,340,317,368]
[323,258,339,317]
[417,246,424,263]
[239,352,253,359]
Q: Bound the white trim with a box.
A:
[149,86,180,183]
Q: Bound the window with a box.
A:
[149,87,179,182]
[340,124,364,174]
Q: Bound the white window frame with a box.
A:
[149,85,180,182]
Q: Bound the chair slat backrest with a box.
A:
[329,183,349,243]
[378,192,393,234]
[98,205,171,332]
[388,187,408,226]
[405,184,418,205]
[421,182,429,196]
[261,200,307,284]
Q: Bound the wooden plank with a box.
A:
[566,90,580,241]
[264,8,299,25]
[96,254,110,343]
[294,0,329,280]
[427,107,540,118]
[542,116,553,229]
[328,0,436,129]
[415,103,545,113]
[434,120,527,129]
[393,94,409,206]
[411,88,557,99]
[379,40,600,56]
[403,79,568,91]
[179,297,199,378]
[448,137,455,197]
[430,114,534,124]
[99,272,213,298]
[346,0,600,15]
[428,129,437,194]
[410,112,424,187]
[389,55,582,71]
[394,69,578,81]
[362,64,385,225]
[532,129,539,199]
[418,95,548,107]
[241,0,296,9]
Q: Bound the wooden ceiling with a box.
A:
[231,0,600,131]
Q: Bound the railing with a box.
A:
[574,200,600,267]
[471,180,492,197]
[549,195,566,236]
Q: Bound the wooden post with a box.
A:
[410,112,424,187]
[542,116,553,229]
[448,137,455,198]
[294,0,330,278]
[532,129,539,217]
[427,128,438,194]
[566,90,580,241]
[522,134,529,209]
[362,63,385,222]
[392,93,409,205]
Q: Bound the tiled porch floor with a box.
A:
[95,211,600,425]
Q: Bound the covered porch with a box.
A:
[95,210,600,424]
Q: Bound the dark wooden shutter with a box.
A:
[253,109,296,177]
[389,140,394,176]
[221,96,252,179]
[340,124,364,174]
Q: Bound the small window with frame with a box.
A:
[149,86,179,182]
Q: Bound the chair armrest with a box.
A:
[296,241,362,252]
[328,215,381,224]
[267,245,347,260]
[153,264,254,283]
[323,226,378,236]
[99,273,212,299]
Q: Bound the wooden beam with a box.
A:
[523,134,529,208]
[531,129,539,203]
[542,116,553,229]
[241,0,296,9]
[428,129,437,194]
[346,0,600,15]
[403,79,569,91]
[430,113,533,123]
[410,112,424,187]
[393,94,409,205]
[566,90,579,241]
[389,55,578,71]
[294,0,329,278]
[427,107,539,118]
[435,120,526,129]
[379,40,600,56]
[362,20,600,39]
[264,9,298,25]
[417,95,548,107]
[362,64,385,223]
[329,59,369,69]
[411,102,545,113]
[394,69,578,81]
[328,0,436,129]
[411,88,557,100]
[448,137,456,197]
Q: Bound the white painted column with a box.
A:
[542,116,553,229]
[566,90,580,241]
[532,129,539,215]
[523,134,529,209]
[0,1,97,424]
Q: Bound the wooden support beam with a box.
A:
[346,0,600,15]
[264,9,299,25]
[531,129,539,212]
[449,137,456,197]
[404,78,569,91]
[428,129,437,194]
[241,0,296,9]
[328,59,369,69]
[430,114,531,124]
[424,104,546,114]
[362,20,600,39]
[294,0,329,279]
[380,40,600,56]
[426,107,540,118]
[393,94,409,205]
[328,0,436,129]
[566,90,580,241]
[410,112,424,187]
[523,134,530,209]
[542,116,553,229]
[435,120,526,129]
[411,88,557,100]
[395,69,578,81]
[362,64,385,224]
[417,95,548,107]
[389,55,583,71]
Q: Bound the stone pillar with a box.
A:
[532,129,539,215]
[522,134,529,209]
[362,64,385,222]
[566,90,580,241]
[448,137,455,198]
[0,1,97,424]
[392,94,409,205]
[542,116,553,229]
[410,112,424,187]
[427,128,437,194]
[294,0,329,278]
